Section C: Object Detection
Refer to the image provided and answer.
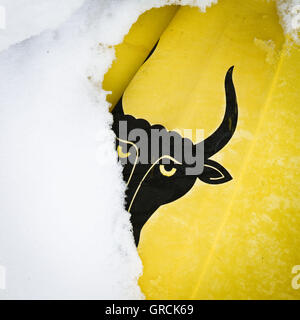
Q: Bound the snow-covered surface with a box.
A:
[0,0,298,300]
[277,0,300,42]
[0,0,85,52]
[0,0,146,300]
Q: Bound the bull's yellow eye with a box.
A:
[159,164,177,177]
[117,145,131,158]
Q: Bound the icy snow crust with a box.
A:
[0,0,297,299]
[277,0,300,43]
[0,0,85,52]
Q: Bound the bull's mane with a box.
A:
[112,113,194,149]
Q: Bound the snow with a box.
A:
[277,0,300,43]
[0,0,85,52]
[0,0,144,300]
[0,0,298,300]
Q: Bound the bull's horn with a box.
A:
[201,66,238,158]
[112,96,125,118]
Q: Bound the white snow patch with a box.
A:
[0,0,85,52]
[0,0,144,300]
[276,0,300,42]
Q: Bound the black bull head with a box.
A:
[112,67,238,245]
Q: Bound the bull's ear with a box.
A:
[198,159,232,184]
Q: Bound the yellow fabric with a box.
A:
[103,6,178,109]
[106,0,300,299]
